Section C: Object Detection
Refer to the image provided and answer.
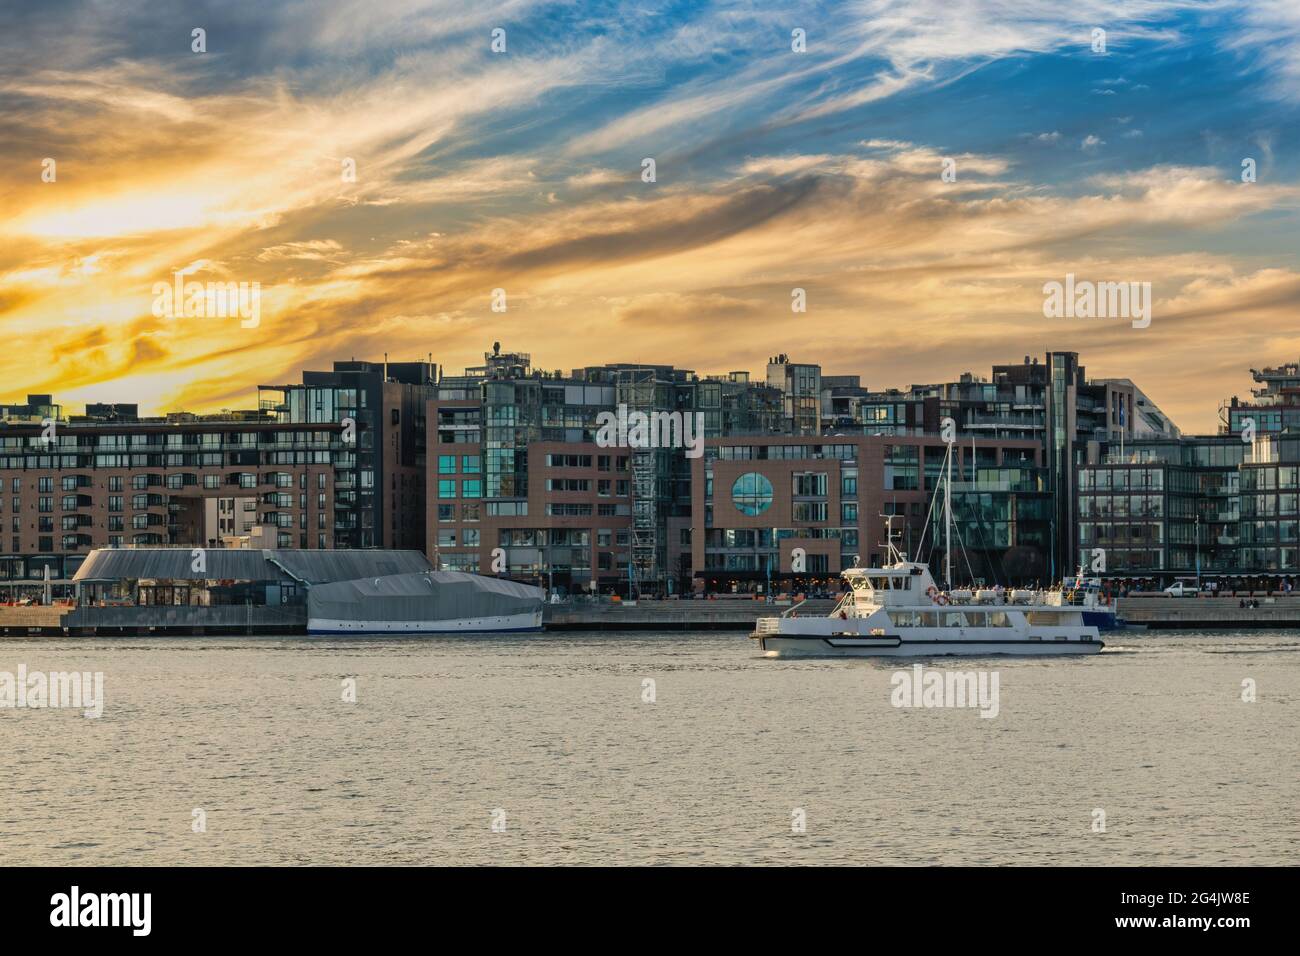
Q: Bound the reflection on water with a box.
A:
[1,630,1296,865]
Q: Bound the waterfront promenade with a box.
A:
[10,594,1300,634]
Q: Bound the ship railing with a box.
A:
[781,598,809,618]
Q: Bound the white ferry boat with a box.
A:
[751,554,1103,657]
[751,440,1103,658]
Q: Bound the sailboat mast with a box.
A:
[944,440,953,589]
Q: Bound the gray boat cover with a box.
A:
[308,571,543,623]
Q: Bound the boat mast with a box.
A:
[944,440,953,589]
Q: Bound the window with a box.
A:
[439,455,457,474]
[438,479,456,499]
[461,456,480,473]
[731,473,773,516]
[792,502,828,522]
[461,479,482,499]
[792,472,827,496]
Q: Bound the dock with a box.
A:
[0,606,67,636]
[0,599,833,635]
[1118,594,1300,628]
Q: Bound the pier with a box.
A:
[1118,594,1300,628]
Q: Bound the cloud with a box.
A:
[2,0,1300,436]
[256,240,345,262]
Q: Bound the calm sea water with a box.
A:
[1,630,1296,866]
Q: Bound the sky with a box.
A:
[1,0,1298,433]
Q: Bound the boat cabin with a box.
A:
[841,563,937,607]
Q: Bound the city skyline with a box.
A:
[3,1,1300,432]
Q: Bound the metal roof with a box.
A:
[309,571,542,623]
[73,548,432,584]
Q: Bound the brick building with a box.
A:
[0,399,344,583]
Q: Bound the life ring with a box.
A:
[926,585,938,599]
[935,593,949,606]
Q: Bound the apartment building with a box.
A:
[0,399,344,582]
[693,433,1050,592]
[258,359,435,550]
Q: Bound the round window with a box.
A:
[732,473,774,516]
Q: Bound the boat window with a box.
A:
[1026,611,1056,625]
[942,611,965,627]
[851,578,871,592]
[986,612,1012,627]
[891,577,907,590]
[887,610,919,627]
[965,611,986,627]
[919,612,939,627]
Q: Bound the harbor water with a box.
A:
[2,630,1296,866]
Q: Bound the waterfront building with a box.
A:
[0,397,345,583]
[258,359,436,550]
[1078,432,1300,578]
[846,353,1179,578]
[427,345,828,596]
[1078,435,1241,576]
[1076,359,1300,580]
[693,433,1050,593]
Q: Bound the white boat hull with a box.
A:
[754,633,1103,658]
[308,609,543,635]
[753,543,1103,658]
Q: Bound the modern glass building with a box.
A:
[1078,435,1251,577]
[260,360,435,550]
[846,353,1178,578]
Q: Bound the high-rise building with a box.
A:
[259,359,435,550]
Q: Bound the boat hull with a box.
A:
[308,609,543,635]
[1082,609,1121,631]
[753,633,1104,657]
